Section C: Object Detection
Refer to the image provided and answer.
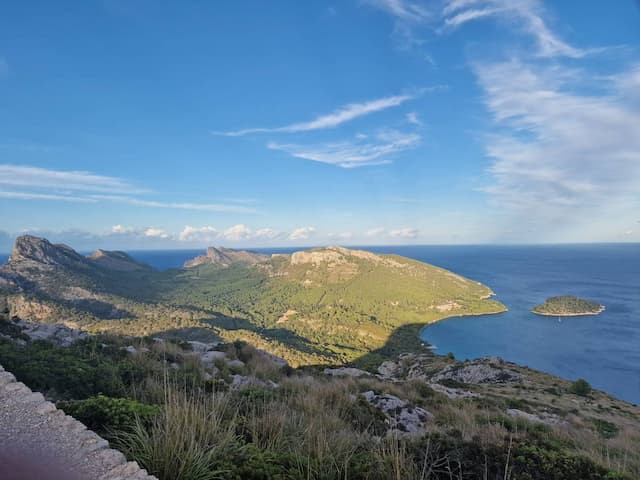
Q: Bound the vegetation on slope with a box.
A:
[532,296,604,316]
[0,239,506,366]
[0,323,637,480]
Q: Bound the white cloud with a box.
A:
[441,0,586,58]
[179,226,219,242]
[405,112,422,126]
[216,94,415,136]
[222,224,252,241]
[111,225,135,234]
[363,0,430,22]
[475,60,640,225]
[253,228,281,240]
[144,227,169,239]
[389,227,418,238]
[366,227,386,237]
[289,226,316,241]
[268,130,420,168]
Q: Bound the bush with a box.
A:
[59,395,159,435]
[570,378,592,396]
[592,418,619,439]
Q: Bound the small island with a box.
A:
[532,295,605,316]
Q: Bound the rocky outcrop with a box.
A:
[362,391,433,436]
[14,320,88,347]
[428,382,479,399]
[8,235,88,270]
[184,247,268,268]
[431,360,522,385]
[0,363,157,479]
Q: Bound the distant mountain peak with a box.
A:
[10,235,86,267]
[88,249,152,271]
[184,246,268,268]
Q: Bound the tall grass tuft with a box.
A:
[114,382,238,480]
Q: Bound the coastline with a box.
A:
[417,304,508,349]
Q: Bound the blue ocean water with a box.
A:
[1,244,638,404]
[379,244,639,405]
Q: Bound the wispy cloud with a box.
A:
[215,94,415,137]
[0,165,257,214]
[0,164,145,194]
[389,227,419,238]
[0,190,98,203]
[363,0,430,22]
[268,130,420,168]
[405,112,422,126]
[475,60,640,223]
[89,195,257,214]
[289,226,316,241]
[441,0,586,58]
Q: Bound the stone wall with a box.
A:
[0,362,157,480]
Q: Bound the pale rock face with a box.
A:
[362,391,433,436]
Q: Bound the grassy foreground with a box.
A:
[0,325,638,480]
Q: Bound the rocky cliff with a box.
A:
[184,246,268,268]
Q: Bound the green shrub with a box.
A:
[59,395,159,435]
[592,418,619,439]
[570,378,592,396]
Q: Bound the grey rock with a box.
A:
[432,362,522,385]
[362,391,433,436]
[14,320,88,347]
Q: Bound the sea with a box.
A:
[1,244,638,404]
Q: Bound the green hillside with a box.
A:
[532,296,604,316]
[0,239,506,366]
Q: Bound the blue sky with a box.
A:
[0,0,639,251]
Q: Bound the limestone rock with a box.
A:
[13,320,88,347]
[362,391,433,436]
[184,247,268,268]
[432,361,522,385]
